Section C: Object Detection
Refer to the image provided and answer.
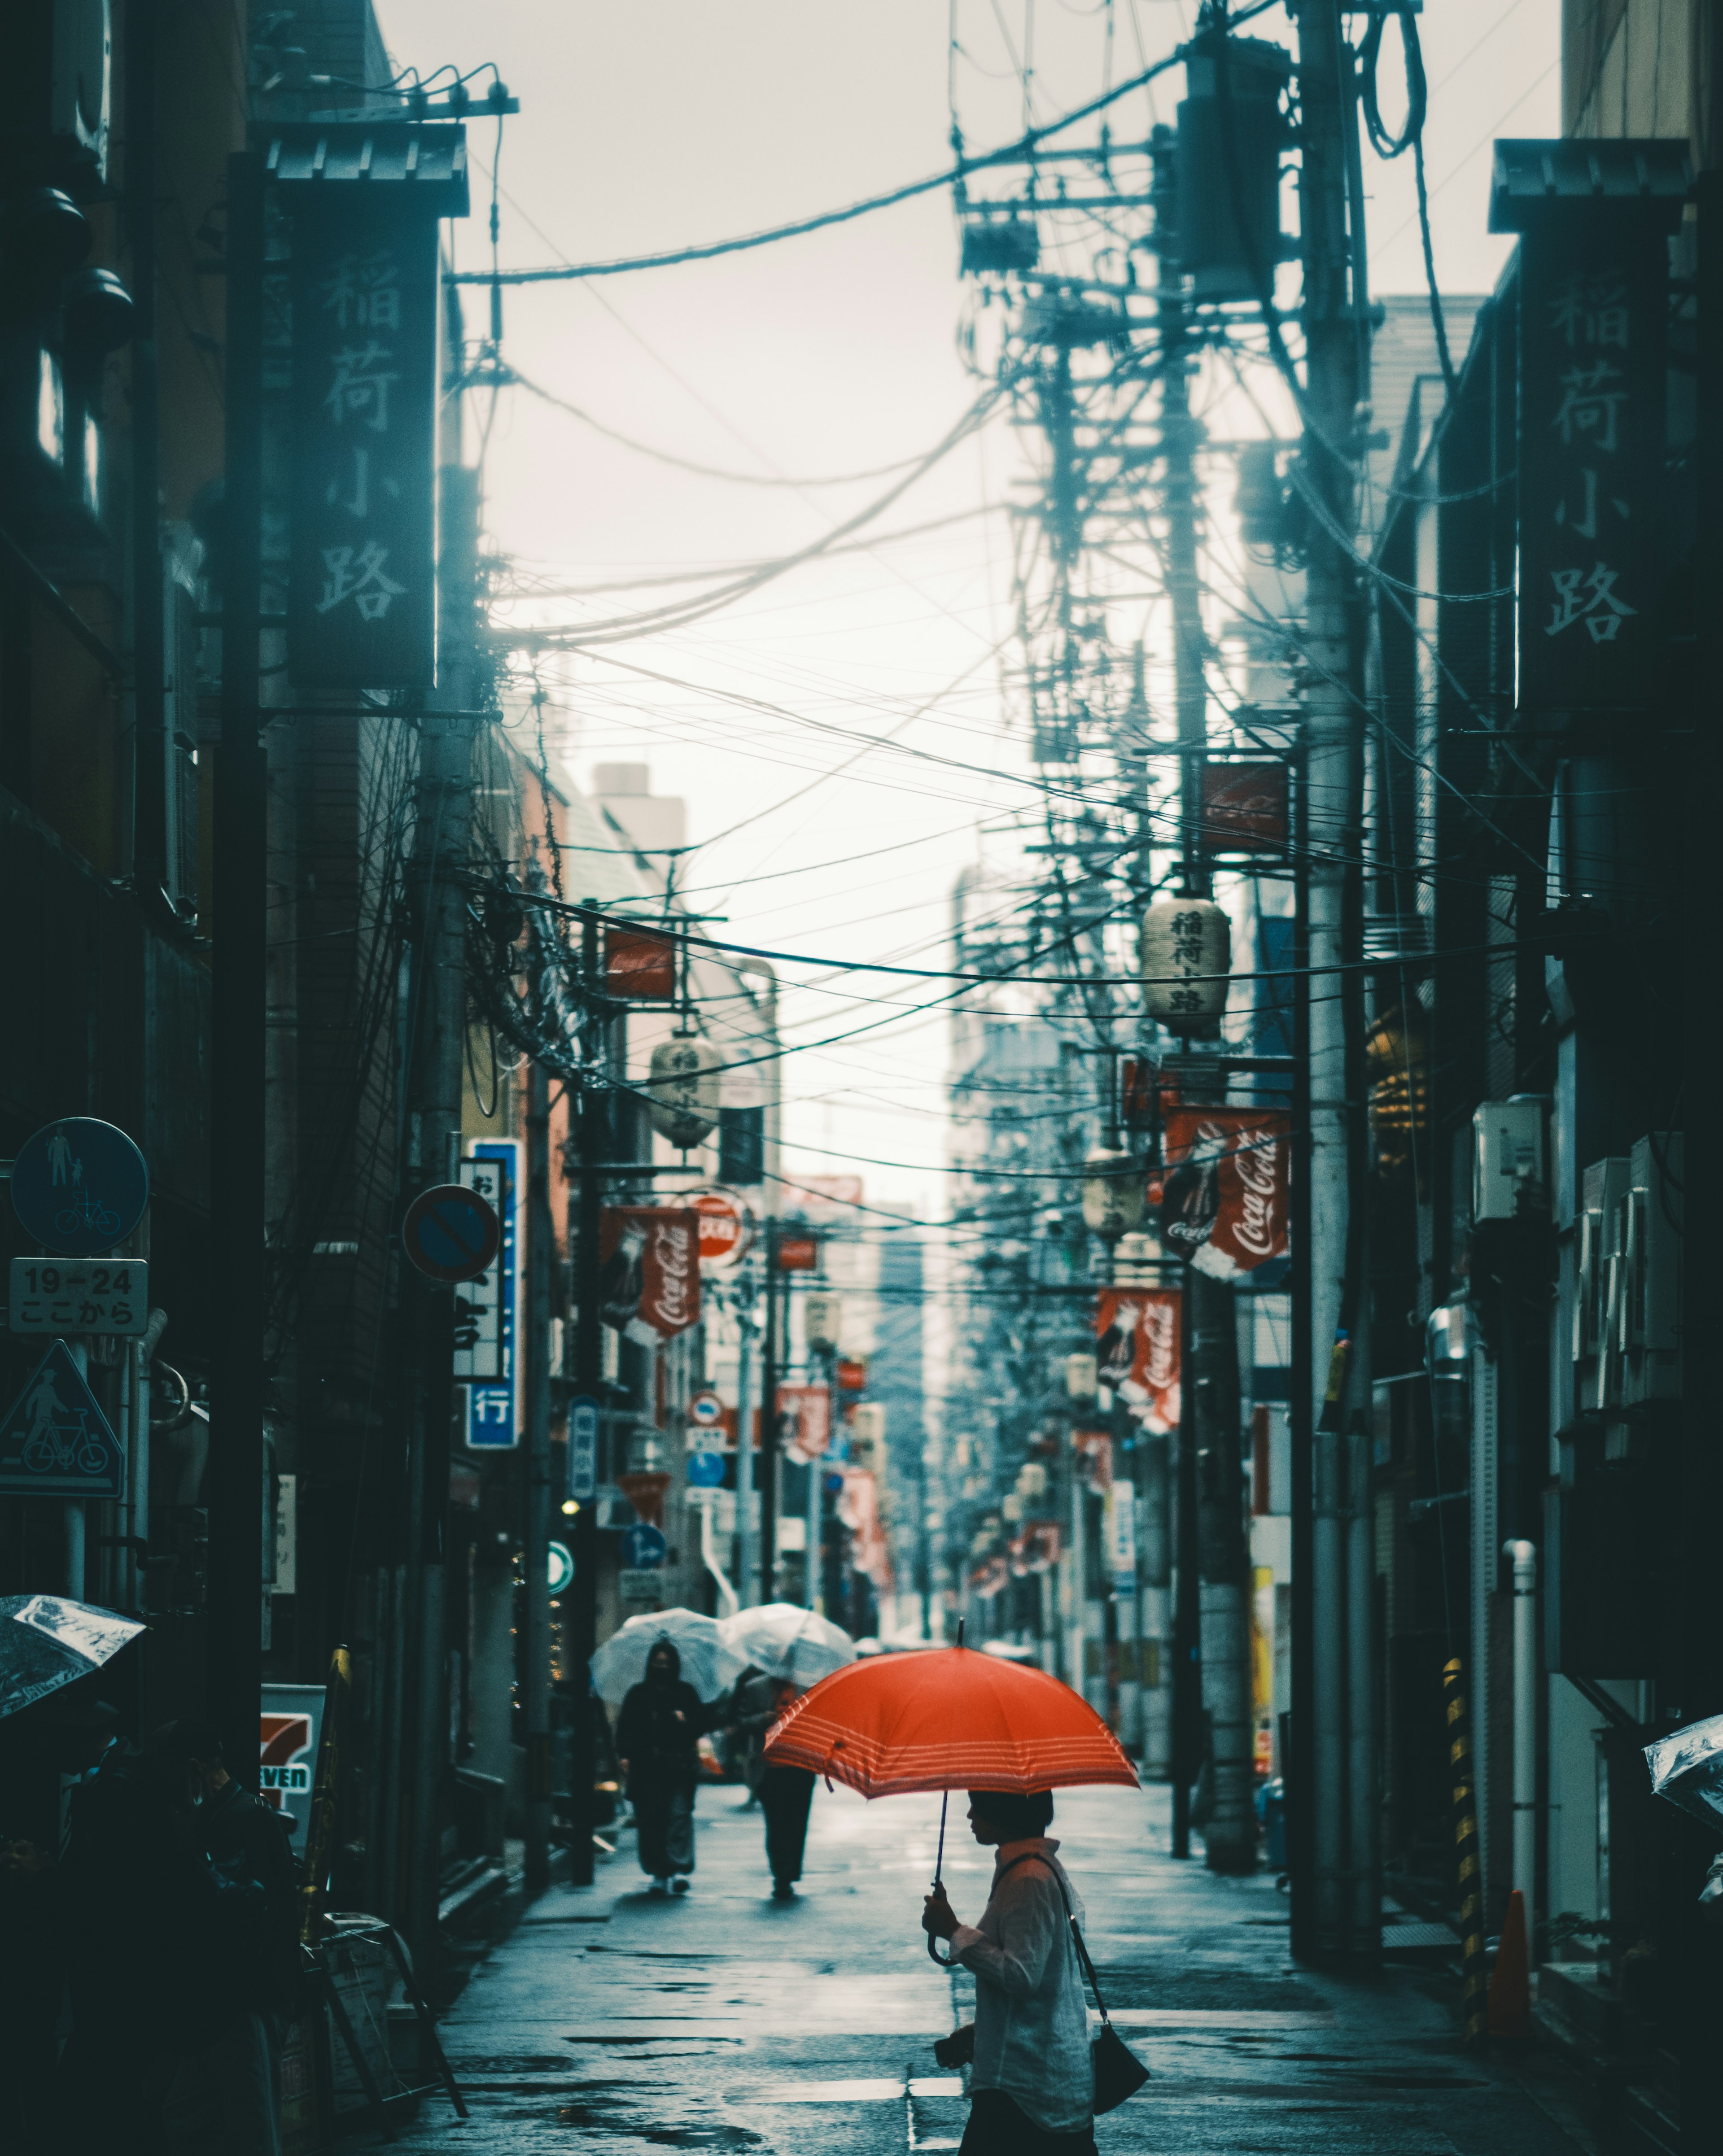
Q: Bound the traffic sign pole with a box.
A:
[569,905,607,1889]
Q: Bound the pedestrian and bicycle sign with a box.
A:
[9,1258,149,1335]
[686,1451,725,1489]
[0,1341,123,1496]
[11,1118,149,1257]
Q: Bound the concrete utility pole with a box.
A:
[568,905,608,1889]
[209,148,268,1783]
[1152,126,1256,1874]
[733,1263,757,1608]
[759,1220,780,1602]
[1290,0,1374,1957]
[523,1056,554,1893]
[396,457,481,1952]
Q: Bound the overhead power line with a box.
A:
[440,26,1295,289]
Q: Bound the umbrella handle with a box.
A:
[927,1935,953,1966]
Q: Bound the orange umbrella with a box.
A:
[763,1640,1137,1800]
[763,1639,1137,1948]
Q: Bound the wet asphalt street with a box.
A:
[396,1784,1599,2156]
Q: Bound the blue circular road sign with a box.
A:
[402,1183,501,1283]
[12,1118,149,1257]
[621,1523,668,1570]
[686,1450,726,1489]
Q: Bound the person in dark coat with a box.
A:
[152,1720,301,2156]
[729,1670,816,1900]
[615,1639,710,1894]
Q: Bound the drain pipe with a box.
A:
[1503,1539,1538,1955]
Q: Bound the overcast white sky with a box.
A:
[390,0,1561,1222]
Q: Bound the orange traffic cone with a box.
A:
[1487,1889,1531,2041]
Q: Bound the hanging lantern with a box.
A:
[1080,1147,1147,1238]
[647,1035,721,1149]
[1141,897,1231,1034]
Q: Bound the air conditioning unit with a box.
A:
[1473,1098,1547,1222]
[1620,1133,1682,1405]
[1574,1157,1629,1365]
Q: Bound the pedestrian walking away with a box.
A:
[153,1720,302,2156]
[922,1791,1097,2156]
[728,1667,815,1899]
[615,1639,713,1894]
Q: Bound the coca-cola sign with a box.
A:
[1094,1287,1181,1433]
[1162,1106,1290,1279]
[599,1207,701,1344]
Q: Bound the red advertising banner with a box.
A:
[599,1208,700,1344]
[1162,1107,1290,1280]
[838,1467,894,1592]
[605,926,676,1000]
[778,1383,832,1462]
[1072,1427,1114,1492]
[776,1234,820,1273]
[1095,1287,1181,1434]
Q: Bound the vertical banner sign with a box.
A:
[778,1384,832,1463]
[452,1153,507,1382]
[464,1139,521,1449]
[288,208,438,687]
[598,1208,700,1344]
[1162,1107,1290,1279]
[1095,1288,1181,1433]
[1490,140,1688,710]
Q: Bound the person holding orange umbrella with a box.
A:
[921,1789,1096,2154]
[762,1632,1148,2150]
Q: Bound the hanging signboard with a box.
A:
[687,1188,754,1270]
[775,1235,819,1274]
[462,1140,521,1449]
[1197,759,1290,855]
[599,1208,700,1344]
[287,207,439,688]
[604,926,677,1001]
[1095,1287,1181,1434]
[1161,1107,1290,1279]
[778,1384,832,1463]
[1489,139,1689,711]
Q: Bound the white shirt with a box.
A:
[949,1837,1093,2133]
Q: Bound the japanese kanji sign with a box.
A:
[1492,141,1686,711]
[289,206,438,688]
[463,1140,520,1449]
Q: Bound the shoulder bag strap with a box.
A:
[993,1855,1115,2027]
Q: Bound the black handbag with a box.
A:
[998,1855,1150,2116]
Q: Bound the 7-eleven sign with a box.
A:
[260,1684,324,1828]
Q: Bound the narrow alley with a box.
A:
[396,1788,1595,2156]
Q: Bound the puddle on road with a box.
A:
[733,2077,965,2104]
[549,2091,764,2147]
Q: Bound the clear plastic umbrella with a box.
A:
[719,1602,857,1687]
[0,1594,145,1722]
[589,1609,748,1707]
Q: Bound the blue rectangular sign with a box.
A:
[464,1139,520,1450]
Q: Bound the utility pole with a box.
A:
[1292,0,1373,1959]
[1150,122,1256,1873]
[568,906,607,1889]
[759,1219,780,1601]
[523,1057,554,1894]
[209,148,268,1783]
[396,455,481,1951]
[733,1263,757,1608]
